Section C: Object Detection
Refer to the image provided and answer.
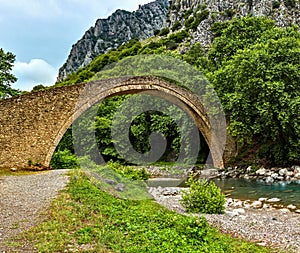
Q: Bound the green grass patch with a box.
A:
[19,170,274,252]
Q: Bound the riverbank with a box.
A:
[148,186,300,253]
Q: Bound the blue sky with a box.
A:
[0,0,153,91]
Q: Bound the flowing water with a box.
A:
[212,178,300,208]
[147,177,300,208]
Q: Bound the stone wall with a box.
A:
[0,76,232,169]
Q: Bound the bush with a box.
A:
[181,177,225,214]
[158,27,170,36]
[171,20,182,32]
[50,150,79,169]
[107,161,150,180]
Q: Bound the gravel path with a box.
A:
[0,169,70,251]
[149,187,300,253]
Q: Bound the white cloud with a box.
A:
[12,59,57,91]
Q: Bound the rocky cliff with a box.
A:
[58,0,169,81]
[167,0,300,49]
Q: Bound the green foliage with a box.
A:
[181,177,225,214]
[153,29,160,36]
[183,42,207,68]
[107,161,150,180]
[0,48,19,99]
[50,150,79,169]
[209,16,275,68]
[168,30,189,43]
[158,27,170,36]
[272,1,280,9]
[183,9,193,19]
[31,84,47,92]
[171,20,182,32]
[192,9,210,30]
[165,40,178,50]
[184,16,195,30]
[284,0,296,9]
[210,23,300,165]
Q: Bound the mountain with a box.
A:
[58,0,300,81]
[167,0,300,50]
[57,0,169,81]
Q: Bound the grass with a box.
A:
[8,169,277,252]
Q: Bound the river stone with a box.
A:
[287,204,297,210]
[292,166,300,174]
[265,176,274,183]
[267,198,281,203]
[294,173,300,179]
[279,208,290,213]
[234,208,246,214]
[258,198,268,202]
[225,210,239,217]
[271,173,279,179]
[200,169,219,178]
[295,210,300,214]
[256,168,266,176]
[251,201,263,209]
[279,168,288,176]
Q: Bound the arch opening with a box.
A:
[47,77,225,169]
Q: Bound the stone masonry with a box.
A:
[0,76,231,169]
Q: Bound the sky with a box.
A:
[0,0,154,91]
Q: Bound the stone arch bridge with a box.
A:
[0,76,235,169]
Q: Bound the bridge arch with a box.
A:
[0,76,227,169]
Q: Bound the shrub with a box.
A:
[272,1,280,8]
[181,177,225,214]
[107,161,150,180]
[50,150,79,169]
[154,29,160,36]
[171,20,182,32]
[158,27,170,36]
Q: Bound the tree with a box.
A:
[0,48,19,99]
[210,26,300,165]
[208,16,275,69]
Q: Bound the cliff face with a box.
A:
[59,0,299,81]
[58,0,169,81]
[167,0,300,49]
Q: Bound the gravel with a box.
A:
[148,187,300,253]
[0,169,70,251]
